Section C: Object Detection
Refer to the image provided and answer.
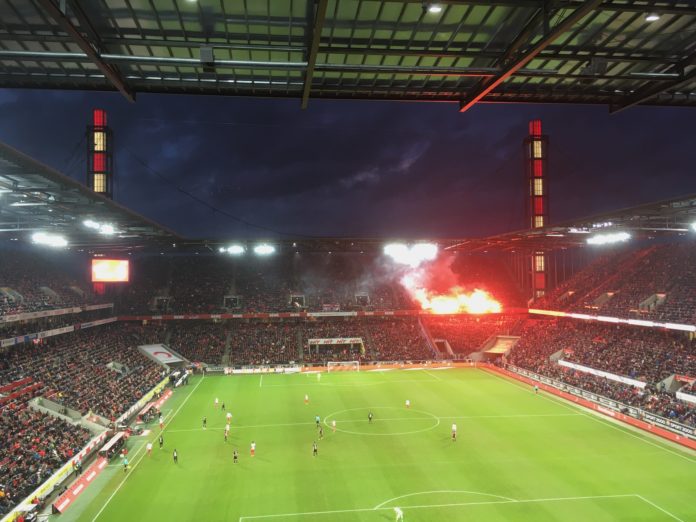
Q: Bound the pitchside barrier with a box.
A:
[485,364,696,451]
[222,365,302,375]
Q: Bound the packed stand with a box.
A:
[0,324,163,421]
[535,242,696,324]
[0,247,103,316]
[366,319,434,361]
[301,319,372,364]
[508,318,696,427]
[228,321,299,366]
[0,408,92,517]
[167,322,226,365]
[0,308,115,341]
[119,251,522,315]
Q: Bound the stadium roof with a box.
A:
[1,1,695,111]
[448,192,696,252]
[2,131,695,254]
[0,140,180,249]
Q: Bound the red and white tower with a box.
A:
[524,119,549,299]
[87,109,113,199]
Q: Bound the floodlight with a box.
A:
[99,224,115,235]
[586,232,631,245]
[228,244,245,255]
[428,4,443,13]
[31,232,68,248]
[691,222,696,232]
[83,219,100,229]
[411,242,438,260]
[384,242,438,267]
[645,13,660,22]
[384,243,408,257]
[254,244,275,255]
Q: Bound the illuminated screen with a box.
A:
[92,259,129,282]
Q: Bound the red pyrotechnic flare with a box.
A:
[400,262,502,315]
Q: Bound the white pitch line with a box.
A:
[373,489,516,509]
[259,375,263,388]
[239,493,639,520]
[91,374,205,522]
[423,369,443,381]
[635,495,686,522]
[482,368,696,464]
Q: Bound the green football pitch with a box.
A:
[64,368,695,522]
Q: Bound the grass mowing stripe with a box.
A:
[79,369,694,522]
[481,368,696,464]
[91,374,205,522]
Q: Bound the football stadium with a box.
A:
[1,1,696,521]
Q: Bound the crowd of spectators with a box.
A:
[0,308,115,341]
[367,319,433,361]
[114,251,522,315]
[508,318,696,427]
[167,322,227,365]
[0,408,91,517]
[0,324,163,420]
[535,242,696,324]
[0,249,103,316]
[510,319,696,382]
[228,321,299,366]
[150,317,436,365]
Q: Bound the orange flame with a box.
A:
[408,285,502,315]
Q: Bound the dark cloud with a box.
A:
[0,89,695,239]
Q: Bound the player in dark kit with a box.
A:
[312,441,318,457]
[319,426,324,440]
[173,449,178,463]
[159,434,164,449]
[222,402,225,411]
[202,416,207,430]
[233,449,238,463]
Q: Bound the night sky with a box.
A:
[1,89,695,240]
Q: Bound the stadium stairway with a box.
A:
[418,318,442,359]
[28,396,106,436]
[296,328,304,360]
[221,329,232,366]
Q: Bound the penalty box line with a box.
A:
[239,493,655,521]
